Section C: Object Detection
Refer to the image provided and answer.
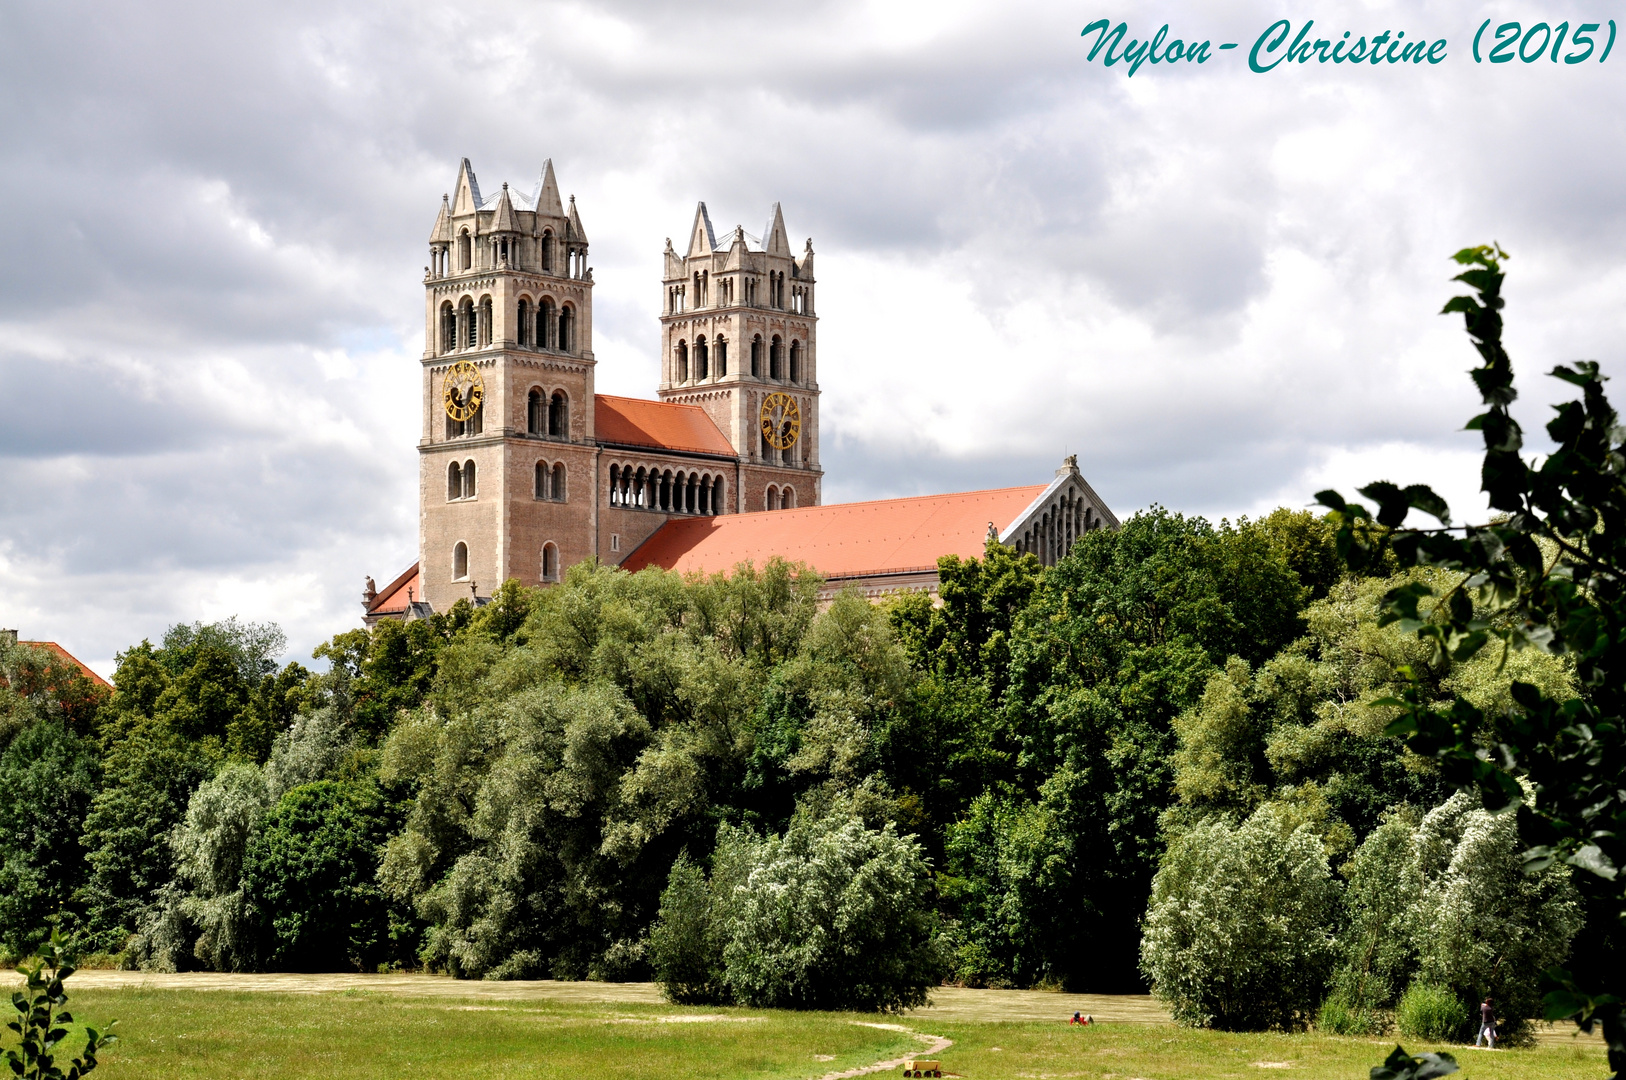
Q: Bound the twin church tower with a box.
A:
[414,158,821,612]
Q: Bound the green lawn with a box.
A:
[923,1020,1609,1080]
[33,988,1614,1080]
[57,990,918,1080]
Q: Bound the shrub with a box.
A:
[1396,981,1468,1043]
[1407,793,1580,1044]
[649,814,944,1012]
[1140,804,1339,1030]
[1316,991,1385,1036]
[648,853,728,1003]
[1332,792,1582,1043]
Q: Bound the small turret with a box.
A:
[491,182,518,235]
[567,194,588,246]
[429,194,451,244]
[535,159,564,218]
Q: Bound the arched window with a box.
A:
[781,486,796,509]
[541,230,553,273]
[517,299,532,345]
[460,298,476,349]
[609,464,621,506]
[696,336,708,381]
[542,542,559,582]
[447,461,462,501]
[528,389,543,434]
[712,476,726,514]
[538,298,555,349]
[440,302,456,354]
[770,336,782,380]
[558,305,573,353]
[716,336,727,377]
[789,340,801,384]
[549,391,568,438]
[634,466,647,508]
[552,462,566,502]
[535,460,548,498]
[458,230,471,270]
[676,340,688,382]
[751,335,762,378]
[478,296,493,347]
[462,460,476,499]
[453,541,469,580]
[766,485,779,511]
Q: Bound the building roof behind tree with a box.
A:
[621,484,1048,583]
[0,632,111,689]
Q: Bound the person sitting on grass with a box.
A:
[1475,998,1497,1049]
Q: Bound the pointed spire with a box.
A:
[491,182,518,233]
[687,202,717,258]
[536,159,564,218]
[566,194,588,245]
[429,194,452,244]
[451,158,482,216]
[764,202,790,255]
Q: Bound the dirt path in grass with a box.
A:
[56,970,1172,1025]
[819,1023,952,1080]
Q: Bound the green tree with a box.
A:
[0,720,99,957]
[981,509,1308,989]
[77,725,212,954]
[241,780,395,970]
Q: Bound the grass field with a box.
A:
[23,976,1614,1080]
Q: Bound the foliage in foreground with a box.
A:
[4,927,115,1080]
[1320,244,1626,1075]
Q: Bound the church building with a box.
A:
[364,159,1116,623]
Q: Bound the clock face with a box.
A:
[760,392,801,450]
[442,361,484,422]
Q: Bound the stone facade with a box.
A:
[417,158,823,612]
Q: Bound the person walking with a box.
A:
[1475,998,1497,1049]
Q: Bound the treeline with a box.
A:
[0,507,1602,1027]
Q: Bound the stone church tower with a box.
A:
[413,159,824,615]
[658,203,822,505]
[417,158,597,613]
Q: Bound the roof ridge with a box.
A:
[596,393,709,412]
[749,483,1047,513]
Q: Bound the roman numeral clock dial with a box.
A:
[442,360,484,421]
[760,392,800,450]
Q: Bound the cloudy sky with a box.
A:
[2,0,1622,675]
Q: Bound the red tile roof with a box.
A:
[595,395,736,456]
[20,641,111,688]
[621,485,1048,579]
[367,562,421,617]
